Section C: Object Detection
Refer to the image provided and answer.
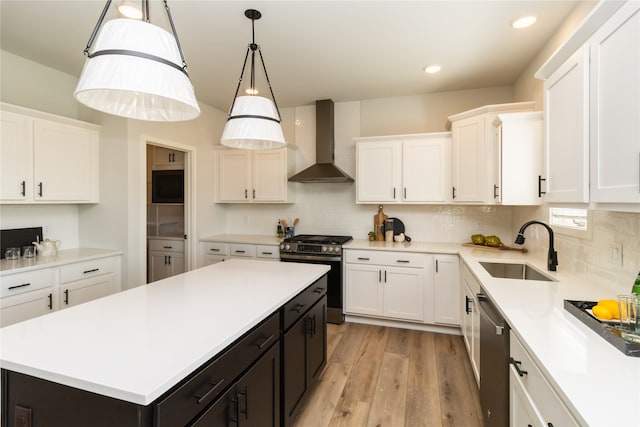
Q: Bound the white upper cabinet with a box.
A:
[448,102,535,204]
[542,46,590,203]
[492,112,544,205]
[216,147,295,203]
[152,146,185,170]
[589,1,640,204]
[0,103,100,204]
[355,132,451,204]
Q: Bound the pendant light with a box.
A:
[220,9,285,150]
[74,0,200,121]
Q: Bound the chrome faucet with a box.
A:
[515,220,558,271]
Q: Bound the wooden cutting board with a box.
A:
[462,242,528,253]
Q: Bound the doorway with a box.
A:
[146,143,189,283]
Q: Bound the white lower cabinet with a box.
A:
[510,332,580,427]
[345,250,427,322]
[200,241,280,267]
[461,262,481,384]
[0,254,122,326]
[433,255,460,326]
[148,239,185,283]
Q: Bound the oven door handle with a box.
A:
[280,253,342,262]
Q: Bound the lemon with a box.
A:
[592,304,613,320]
[598,299,620,319]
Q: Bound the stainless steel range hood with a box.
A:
[288,99,354,183]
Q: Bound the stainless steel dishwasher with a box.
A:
[477,289,510,427]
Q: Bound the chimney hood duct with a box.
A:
[288,99,354,183]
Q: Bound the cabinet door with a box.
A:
[217,150,251,202]
[306,297,327,383]
[59,275,115,309]
[253,149,287,202]
[153,146,184,170]
[383,267,424,321]
[543,46,590,203]
[148,251,171,282]
[345,264,383,316]
[462,268,480,385]
[433,255,460,325]
[0,110,31,201]
[356,141,402,202]
[168,253,185,276]
[33,119,98,202]
[237,344,280,427]
[452,116,487,203]
[590,2,640,203]
[0,288,53,327]
[191,386,237,427]
[510,366,545,427]
[402,137,451,202]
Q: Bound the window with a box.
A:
[549,207,591,239]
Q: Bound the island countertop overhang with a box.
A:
[0,259,330,405]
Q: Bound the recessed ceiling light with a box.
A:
[118,1,143,19]
[423,64,441,74]
[512,16,537,29]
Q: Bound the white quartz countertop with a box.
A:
[345,239,639,427]
[0,259,330,405]
[0,248,123,275]
[200,234,282,246]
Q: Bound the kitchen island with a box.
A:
[1,259,330,426]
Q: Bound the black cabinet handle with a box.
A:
[244,189,248,199]
[38,182,43,197]
[261,252,273,255]
[8,283,30,290]
[538,175,546,197]
[393,187,396,199]
[305,316,314,336]
[313,287,325,294]
[209,248,220,252]
[167,255,172,265]
[396,260,410,264]
[163,246,173,249]
[83,268,99,274]
[252,189,256,199]
[452,186,456,199]
[509,357,528,377]
[20,180,25,196]
[292,303,305,313]
[238,387,249,419]
[230,395,239,423]
[493,184,499,199]
[48,293,53,310]
[193,378,225,404]
[378,270,382,282]
[548,424,554,427]
[256,334,274,349]
[357,257,370,261]
[168,153,172,162]
[435,259,439,272]
[404,187,407,199]
[234,250,245,254]
[384,270,387,283]
[465,296,472,314]
[64,289,69,305]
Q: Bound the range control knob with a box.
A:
[321,246,328,252]
[328,246,335,253]
[280,244,284,250]
[335,247,341,254]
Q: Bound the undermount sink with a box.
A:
[480,262,556,282]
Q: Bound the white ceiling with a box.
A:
[1,1,584,112]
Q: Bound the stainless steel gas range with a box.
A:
[279,234,352,324]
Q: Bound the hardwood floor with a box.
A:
[291,322,485,427]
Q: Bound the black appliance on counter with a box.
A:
[478,289,510,427]
[279,234,352,324]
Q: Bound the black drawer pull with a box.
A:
[8,283,30,290]
[20,180,25,196]
[235,250,246,254]
[509,357,528,377]
[48,293,53,310]
[261,252,273,255]
[83,268,99,274]
[292,303,305,313]
[64,289,69,305]
[209,248,220,252]
[313,287,325,294]
[193,378,225,404]
[256,334,275,349]
[357,257,370,261]
[163,246,173,249]
[396,260,410,263]
[238,387,249,418]
[38,182,43,197]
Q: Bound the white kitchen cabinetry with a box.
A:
[589,1,640,204]
[216,148,295,203]
[355,133,451,204]
[461,262,481,385]
[0,253,121,326]
[152,146,184,170]
[0,103,100,204]
[202,242,229,265]
[448,102,535,204]
[58,257,118,309]
[541,47,590,203]
[148,239,185,283]
[432,255,460,326]
[491,112,544,205]
[510,332,580,427]
[200,241,280,267]
[345,250,426,322]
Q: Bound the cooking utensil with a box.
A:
[388,217,411,242]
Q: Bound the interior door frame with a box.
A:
[140,136,197,281]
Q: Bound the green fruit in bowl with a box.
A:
[485,235,503,247]
[471,234,485,245]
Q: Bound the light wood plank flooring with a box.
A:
[291,322,485,427]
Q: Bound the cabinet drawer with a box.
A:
[155,311,280,427]
[256,245,279,259]
[148,239,184,253]
[1,268,53,298]
[59,257,115,284]
[510,332,580,426]
[345,249,426,268]
[203,242,229,256]
[229,243,256,257]
[283,276,328,330]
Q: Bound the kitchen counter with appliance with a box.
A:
[347,238,639,426]
[0,259,329,406]
[200,233,283,246]
[0,248,123,275]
